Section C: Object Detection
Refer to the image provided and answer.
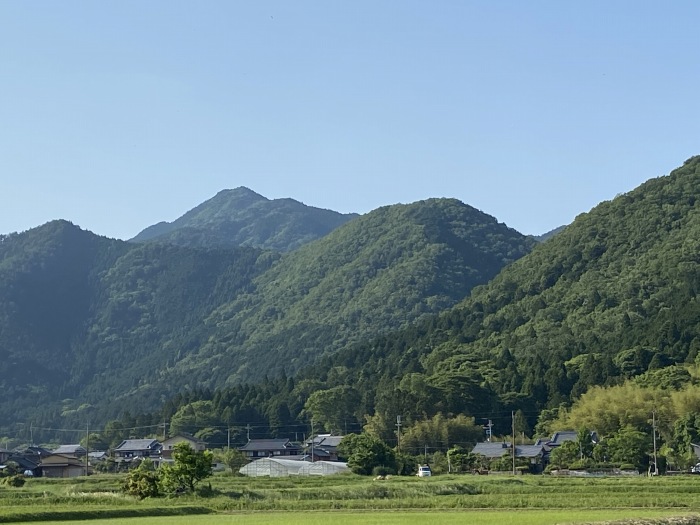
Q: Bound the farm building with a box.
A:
[239,458,348,477]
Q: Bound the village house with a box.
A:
[471,441,546,473]
[52,444,87,458]
[40,454,86,478]
[113,439,162,459]
[304,434,344,462]
[239,438,303,459]
[161,433,206,459]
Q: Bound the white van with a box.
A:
[417,465,432,477]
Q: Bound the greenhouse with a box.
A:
[239,458,348,477]
[297,461,349,476]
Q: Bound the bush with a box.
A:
[372,465,396,477]
[2,475,25,487]
[122,461,161,499]
[394,452,418,476]
[338,433,396,475]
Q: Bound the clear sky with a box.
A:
[1,1,698,240]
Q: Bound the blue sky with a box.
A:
[1,1,698,240]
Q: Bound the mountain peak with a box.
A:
[215,187,269,203]
[130,188,358,251]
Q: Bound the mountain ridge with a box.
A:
[130,186,359,252]
[0,196,535,432]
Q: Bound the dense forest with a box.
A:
[0,196,533,438]
[70,156,700,471]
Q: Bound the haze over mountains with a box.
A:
[1,156,698,445]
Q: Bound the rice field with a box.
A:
[2,473,700,523]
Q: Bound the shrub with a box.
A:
[372,465,396,477]
[122,461,161,499]
[2,475,25,487]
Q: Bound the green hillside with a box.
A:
[157,198,536,387]
[0,198,534,434]
[294,156,700,436]
[118,156,700,448]
[131,187,358,251]
[0,223,277,428]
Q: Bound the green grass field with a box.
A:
[2,473,700,524]
[17,510,700,525]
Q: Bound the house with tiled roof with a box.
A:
[53,444,87,457]
[6,453,42,477]
[304,434,345,461]
[113,439,162,461]
[40,454,86,478]
[471,441,546,472]
[239,439,303,459]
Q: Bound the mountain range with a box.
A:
[0,191,535,432]
[2,156,698,445]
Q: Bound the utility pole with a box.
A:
[245,424,252,442]
[162,421,167,441]
[483,419,493,442]
[512,411,516,476]
[396,416,402,453]
[311,420,315,463]
[30,423,34,446]
[227,427,231,451]
[652,410,658,476]
[85,422,90,477]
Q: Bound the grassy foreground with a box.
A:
[19,510,700,525]
[1,473,700,523]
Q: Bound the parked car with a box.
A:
[417,465,432,477]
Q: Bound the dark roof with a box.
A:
[239,439,302,452]
[547,430,599,446]
[53,444,86,455]
[317,435,344,447]
[310,448,332,458]
[472,442,544,459]
[8,454,40,470]
[515,445,545,458]
[549,431,578,445]
[472,442,512,458]
[114,439,161,451]
[26,446,52,456]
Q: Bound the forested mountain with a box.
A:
[535,225,566,242]
[0,198,534,435]
[293,156,700,436]
[126,156,700,447]
[151,198,536,387]
[0,222,277,430]
[130,187,358,251]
